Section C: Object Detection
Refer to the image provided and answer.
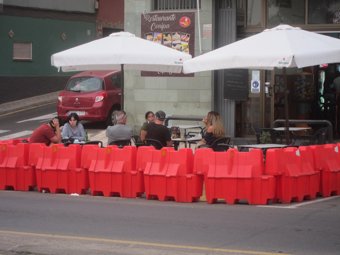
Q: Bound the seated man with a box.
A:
[145,110,172,148]
[106,110,133,145]
[29,117,62,145]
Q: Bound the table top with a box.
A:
[168,125,203,130]
[172,136,202,142]
[273,127,311,131]
[237,143,287,149]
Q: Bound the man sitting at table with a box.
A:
[106,110,133,145]
[145,110,172,148]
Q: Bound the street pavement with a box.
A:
[0,92,108,145]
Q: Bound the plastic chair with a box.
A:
[197,137,231,152]
[210,137,231,151]
[109,139,131,148]
[84,140,103,147]
[132,135,144,147]
[145,139,163,150]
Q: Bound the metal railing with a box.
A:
[272,119,334,143]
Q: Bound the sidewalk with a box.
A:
[0,91,59,116]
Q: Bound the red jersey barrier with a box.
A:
[265,146,320,203]
[193,148,213,176]
[88,145,143,198]
[142,147,202,202]
[0,142,34,191]
[204,148,275,205]
[35,144,82,194]
[311,144,340,197]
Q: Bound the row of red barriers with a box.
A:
[1,140,340,204]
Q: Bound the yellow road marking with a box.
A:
[0,230,290,255]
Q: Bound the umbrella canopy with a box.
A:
[51,31,191,73]
[183,24,340,144]
[183,24,340,73]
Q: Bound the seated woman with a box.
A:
[197,111,225,147]
[61,112,86,142]
[140,111,155,143]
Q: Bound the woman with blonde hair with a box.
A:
[198,111,225,147]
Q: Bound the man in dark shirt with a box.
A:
[145,110,172,148]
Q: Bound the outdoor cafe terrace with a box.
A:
[0,133,339,205]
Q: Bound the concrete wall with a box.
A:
[124,0,213,135]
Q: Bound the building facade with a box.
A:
[1,0,340,139]
[0,0,124,103]
[124,0,340,138]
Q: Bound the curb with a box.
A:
[0,91,59,116]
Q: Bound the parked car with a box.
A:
[57,70,122,125]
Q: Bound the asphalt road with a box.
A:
[0,191,340,255]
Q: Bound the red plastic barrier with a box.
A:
[311,144,340,197]
[88,146,143,198]
[204,148,275,205]
[193,148,213,176]
[265,146,320,203]
[0,142,33,191]
[35,144,82,194]
[143,147,203,202]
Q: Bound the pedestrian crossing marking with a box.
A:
[17,112,57,123]
[0,130,32,140]
[0,130,9,134]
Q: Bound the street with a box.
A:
[0,104,340,255]
[0,191,339,255]
[0,102,105,142]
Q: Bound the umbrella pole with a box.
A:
[121,64,124,110]
[283,67,290,144]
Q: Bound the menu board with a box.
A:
[141,11,195,77]
[223,69,249,101]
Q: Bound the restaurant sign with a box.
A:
[141,11,195,77]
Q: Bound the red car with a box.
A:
[57,70,122,125]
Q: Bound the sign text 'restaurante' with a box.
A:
[142,13,177,31]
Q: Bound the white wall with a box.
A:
[124,0,214,134]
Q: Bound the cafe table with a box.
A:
[272,127,311,132]
[237,143,287,150]
[172,135,202,149]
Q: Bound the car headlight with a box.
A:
[95,95,104,102]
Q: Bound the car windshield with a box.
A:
[65,77,103,92]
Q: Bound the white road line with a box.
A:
[0,130,9,134]
[17,112,57,123]
[257,196,340,209]
[0,130,33,140]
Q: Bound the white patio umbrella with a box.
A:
[183,24,340,143]
[51,31,191,73]
[51,31,191,108]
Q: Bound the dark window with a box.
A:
[267,0,305,26]
[152,0,200,10]
[66,77,103,92]
[111,74,122,89]
[308,0,340,24]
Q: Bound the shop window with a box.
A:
[13,42,32,61]
[152,0,200,10]
[246,0,262,27]
[267,0,305,26]
[308,0,340,24]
